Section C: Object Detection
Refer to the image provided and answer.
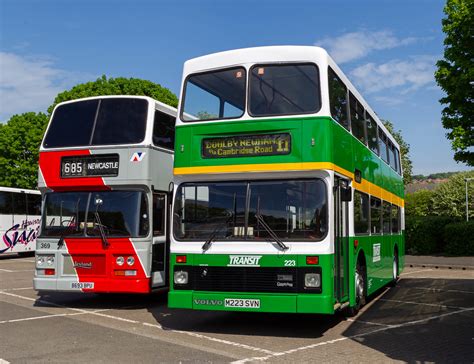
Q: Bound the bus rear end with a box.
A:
[34,96,175,293]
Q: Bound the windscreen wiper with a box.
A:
[57,216,76,249]
[255,213,289,251]
[94,211,110,249]
[202,214,234,252]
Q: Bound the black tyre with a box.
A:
[389,252,399,287]
[345,260,366,317]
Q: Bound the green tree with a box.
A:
[405,190,434,216]
[382,120,413,184]
[48,75,178,114]
[0,112,48,189]
[431,170,474,219]
[435,0,474,166]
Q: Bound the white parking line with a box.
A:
[0,287,33,292]
[380,298,469,310]
[0,290,274,355]
[0,312,88,324]
[400,269,433,276]
[232,307,474,363]
[0,269,33,273]
[0,358,11,364]
[346,318,392,327]
[410,287,474,294]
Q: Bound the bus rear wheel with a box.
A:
[389,252,399,287]
[345,260,366,317]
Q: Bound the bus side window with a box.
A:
[395,148,402,175]
[0,192,14,225]
[382,201,391,234]
[354,191,369,235]
[153,110,176,150]
[349,92,366,144]
[378,129,389,165]
[391,205,400,234]
[27,194,41,217]
[388,142,397,171]
[13,192,27,216]
[153,193,167,236]
[366,114,379,155]
[370,197,382,234]
[328,67,349,130]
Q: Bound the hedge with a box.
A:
[443,221,474,256]
[405,216,467,255]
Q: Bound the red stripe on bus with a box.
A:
[39,150,109,191]
[65,237,150,293]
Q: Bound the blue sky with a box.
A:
[0,0,471,175]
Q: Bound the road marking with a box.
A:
[0,290,273,355]
[380,298,469,310]
[346,318,392,327]
[400,269,433,276]
[0,259,35,263]
[0,287,33,292]
[232,307,474,363]
[0,312,88,324]
[0,359,11,364]
[0,269,33,273]
[410,287,474,294]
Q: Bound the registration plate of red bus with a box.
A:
[71,282,94,289]
[224,298,260,308]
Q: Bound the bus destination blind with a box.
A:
[61,154,119,178]
[202,133,291,158]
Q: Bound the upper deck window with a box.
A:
[249,64,320,117]
[43,98,148,148]
[328,67,349,130]
[181,67,246,121]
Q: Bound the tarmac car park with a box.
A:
[1,254,473,363]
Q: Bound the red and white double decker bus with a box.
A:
[33,96,176,293]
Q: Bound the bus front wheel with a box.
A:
[345,260,366,317]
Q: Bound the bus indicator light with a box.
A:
[306,256,319,265]
[354,240,359,249]
[45,269,55,276]
[176,255,187,263]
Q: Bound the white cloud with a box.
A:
[315,30,417,64]
[350,56,436,94]
[0,52,93,121]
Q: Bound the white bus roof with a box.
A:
[182,45,399,150]
[0,186,40,194]
[51,95,177,117]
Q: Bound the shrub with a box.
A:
[443,221,474,256]
[405,216,458,254]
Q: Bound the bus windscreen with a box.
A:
[43,98,148,148]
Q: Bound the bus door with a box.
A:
[334,177,351,304]
[151,192,168,288]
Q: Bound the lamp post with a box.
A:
[466,178,473,222]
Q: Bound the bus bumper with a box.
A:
[33,277,151,293]
[168,291,334,314]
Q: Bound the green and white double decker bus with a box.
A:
[169,46,404,314]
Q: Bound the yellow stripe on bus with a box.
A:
[174,162,404,208]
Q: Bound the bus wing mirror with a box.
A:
[341,186,352,202]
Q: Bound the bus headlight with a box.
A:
[36,256,45,266]
[126,256,135,266]
[46,256,55,266]
[37,255,54,267]
[304,273,321,288]
[174,271,188,285]
[116,256,124,266]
